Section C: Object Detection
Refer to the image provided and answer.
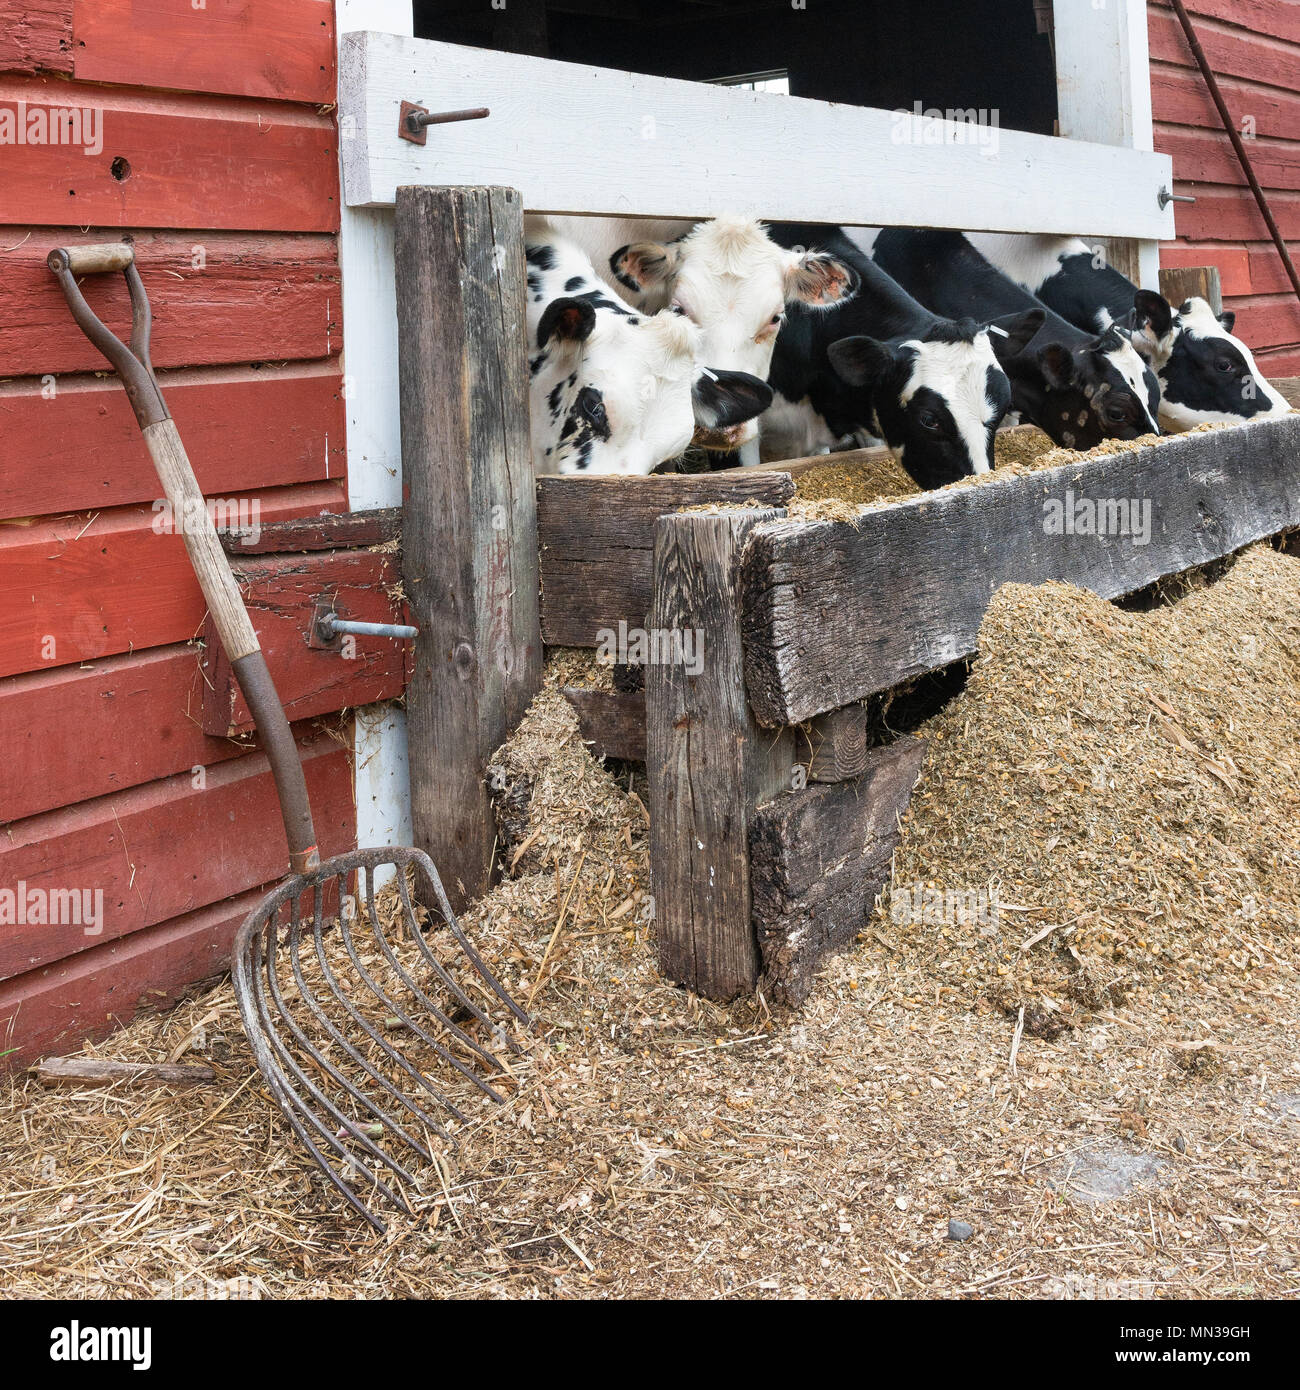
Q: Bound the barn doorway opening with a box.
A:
[412,0,1058,138]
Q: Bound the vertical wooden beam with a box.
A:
[647,511,794,1001]
[1159,264,1223,316]
[395,185,540,909]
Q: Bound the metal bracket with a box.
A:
[1159,186,1197,209]
[398,101,490,145]
[310,599,418,651]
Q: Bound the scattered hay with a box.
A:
[3,552,1299,1301]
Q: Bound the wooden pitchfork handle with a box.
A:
[48,242,321,874]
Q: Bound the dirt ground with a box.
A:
[2,547,1298,1301]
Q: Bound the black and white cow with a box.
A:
[543,215,858,450]
[524,227,772,475]
[862,229,1164,450]
[760,224,1043,488]
[963,233,1292,430]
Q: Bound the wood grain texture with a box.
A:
[538,470,795,648]
[73,0,335,103]
[561,687,646,762]
[396,186,540,910]
[0,646,335,824]
[799,704,870,784]
[1160,263,1224,315]
[221,507,400,554]
[1150,62,1300,142]
[200,548,407,735]
[340,31,1174,238]
[0,482,346,680]
[1148,4,1300,90]
[752,737,925,1005]
[1271,377,1300,408]
[0,1,72,74]
[32,1056,215,1086]
[0,230,339,378]
[0,77,337,231]
[0,886,265,1069]
[741,414,1300,727]
[0,736,353,981]
[1159,242,1253,296]
[144,419,261,663]
[647,510,794,1002]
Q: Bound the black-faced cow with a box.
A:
[863,229,1164,450]
[544,215,858,451]
[524,228,772,475]
[963,233,1292,430]
[761,224,1043,488]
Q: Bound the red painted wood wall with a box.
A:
[0,1,399,1066]
[1150,0,1300,373]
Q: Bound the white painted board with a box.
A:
[339,30,1174,240]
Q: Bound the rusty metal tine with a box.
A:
[245,932,408,1227]
[306,884,471,1124]
[412,853,532,1026]
[283,882,448,1148]
[359,866,508,1076]
[339,869,506,1103]
[389,870,505,1038]
[257,907,427,1190]
[264,891,441,1170]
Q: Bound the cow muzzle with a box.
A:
[692,419,758,450]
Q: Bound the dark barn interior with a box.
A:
[413,0,1059,137]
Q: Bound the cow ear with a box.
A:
[827,335,895,388]
[609,241,680,295]
[985,308,1043,360]
[785,251,858,308]
[537,296,596,350]
[1133,290,1173,340]
[1037,342,1076,390]
[1218,309,1237,334]
[693,369,774,429]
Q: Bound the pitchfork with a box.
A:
[49,242,531,1231]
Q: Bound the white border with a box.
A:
[337,0,412,859]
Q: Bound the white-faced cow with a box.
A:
[543,215,858,451]
[760,224,1043,488]
[524,227,772,476]
[863,229,1164,450]
[963,232,1292,431]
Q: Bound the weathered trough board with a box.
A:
[538,470,794,647]
[741,414,1300,727]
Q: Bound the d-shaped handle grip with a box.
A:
[48,243,135,275]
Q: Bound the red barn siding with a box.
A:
[0,0,375,1067]
[1150,0,1300,374]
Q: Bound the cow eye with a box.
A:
[669,301,687,317]
[917,408,941,431]
[1105,403,1129,423]
[1214,355,1234,373]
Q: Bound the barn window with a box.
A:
[412,0,1058,136]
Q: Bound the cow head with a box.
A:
[825,310,1042,489]
[1128,295,1292,431]
[609,216,857,448]
[996,322,1162,449]
[529,293,771,476]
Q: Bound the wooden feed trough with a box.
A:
[389,186,1300,1003]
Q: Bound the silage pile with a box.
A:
[879,543,1300,1037]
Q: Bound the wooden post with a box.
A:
[1159,264,1223,316]
[647,510,794,1001]
[395,185,540,909]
